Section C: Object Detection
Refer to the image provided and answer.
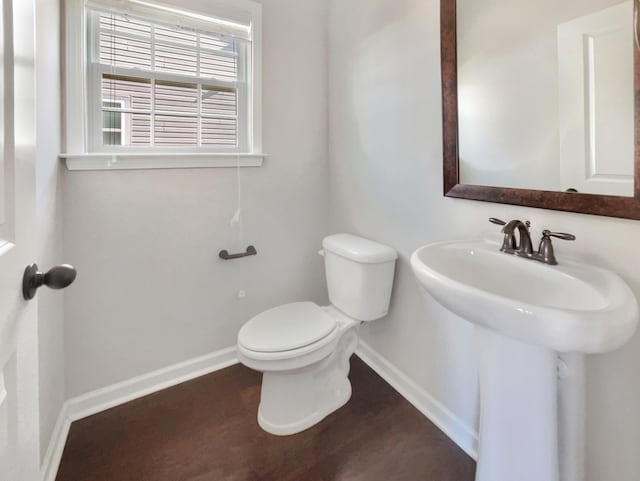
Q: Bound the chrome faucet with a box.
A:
[489,218,576,265]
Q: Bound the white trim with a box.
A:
[40,406,72,481]
[64,0,88,153]
[356,341,479,460]
[247,3,262,153]
[39,346,238,481]
[66,346,238,420]
[64,0,263,161]
[61,152,266,170]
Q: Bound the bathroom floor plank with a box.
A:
[55,357,476,481]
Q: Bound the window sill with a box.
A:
[60,152,267,171]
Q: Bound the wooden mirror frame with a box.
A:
[441,0,640,220]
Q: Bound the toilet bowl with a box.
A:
[237,234,397,436]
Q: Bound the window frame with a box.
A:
[62,0,264,170]
[101,99,126,146]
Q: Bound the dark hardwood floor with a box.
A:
[56,356,476,481]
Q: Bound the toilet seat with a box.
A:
[237,303,351,372]
[238,302,337,354]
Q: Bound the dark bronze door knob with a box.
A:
[22,264,77,300]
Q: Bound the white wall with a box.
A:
[327,1,640,480]
[63,0,329,397]
[35,0,65,463]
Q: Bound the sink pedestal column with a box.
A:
[475,327,559,481]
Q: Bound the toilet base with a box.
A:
[258,379,352,436]
[256,325,359,436]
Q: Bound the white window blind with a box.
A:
[87,5,251,152]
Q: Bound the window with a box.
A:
[63,0,263,169]
[102,100,125,145]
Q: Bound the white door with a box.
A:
[558,1,634,196]
[0,0,40,480]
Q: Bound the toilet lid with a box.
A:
[238,302,337,353]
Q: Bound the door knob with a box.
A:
[22,264,77,300]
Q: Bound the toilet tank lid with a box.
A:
[323,234,398,264]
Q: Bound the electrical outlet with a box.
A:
[237,290,246,299]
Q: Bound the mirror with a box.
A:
[441,0,640,220]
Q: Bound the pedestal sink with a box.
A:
[411,240,639,481]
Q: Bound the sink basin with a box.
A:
[411,240,638,353]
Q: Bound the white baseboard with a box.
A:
[40,346,238,481]
[41,405,71,481]
[65,347,238,421]
[356,341,478,460]
[41,342,475,481]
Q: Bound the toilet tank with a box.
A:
[322,234,397,321]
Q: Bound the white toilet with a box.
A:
[237,234,397,436]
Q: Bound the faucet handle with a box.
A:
[537,230,575,265]
[490,218,517,251]
[542,230,576,241]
